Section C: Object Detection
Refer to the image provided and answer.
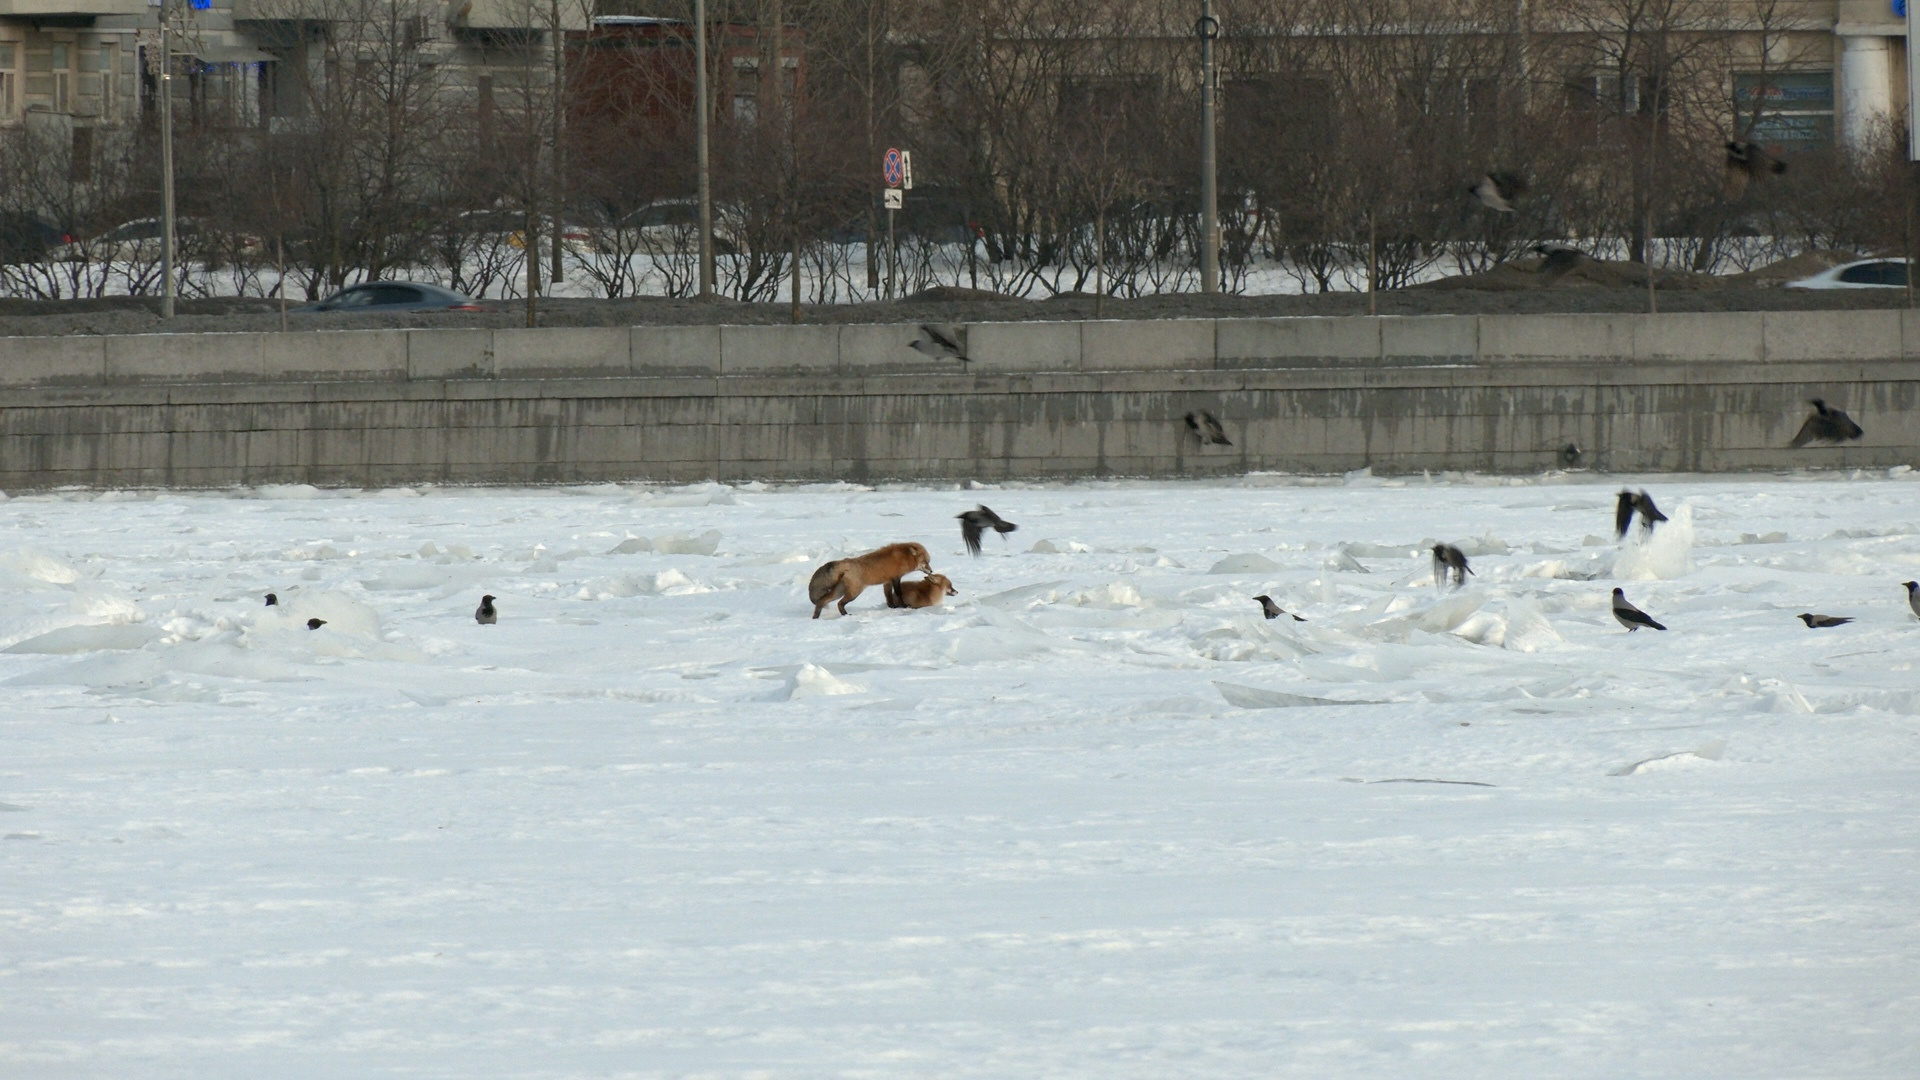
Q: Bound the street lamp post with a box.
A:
[159,0,177,319]
[693,0,714,297]
[1197,1,1220,294]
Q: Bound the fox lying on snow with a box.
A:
[809,543,933,618]
[886,573,957,609]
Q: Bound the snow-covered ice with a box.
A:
[2,473,1918,1078]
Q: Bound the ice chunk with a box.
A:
[653,530,723,556]
[1502,597,1563,653]
[785,663,864,699]
[1209,553,1280,574]
[607,537,654,555]
[4,624,163,654]
[0,549,80,586]
[1214,681,1383,708]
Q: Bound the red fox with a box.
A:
[808,542,933,618]
[886,573,958,609]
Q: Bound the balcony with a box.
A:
[0,0,148,14]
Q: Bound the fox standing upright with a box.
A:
[809,542,933,618]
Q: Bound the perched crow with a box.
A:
[1797,613,1853,629]
[1533,245,1583,279]
[908,323,968,363]
[1906,581,1920,621]
[475,594,498,625]
[1789,399,1865,447]
[307,617,327,630]
[957,505,1017,556]
[1615,489,1669,538]
[264,592,278,607]
[1558,443,1583,469]
[1185,411,1232,446]
[1254,594,1305,622]
[1611,588,1666,632]
[1723,139,1787,201]
[1431,544,1473,588]
[1470,171,1528,213]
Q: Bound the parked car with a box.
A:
[0,213,69,264]
[1785,258,1911,289]
[292,281,489,313]
[52,217,264,263]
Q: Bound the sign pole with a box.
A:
[887,206,895,298]
[694,0,715,297]
[1197,0,1220,294]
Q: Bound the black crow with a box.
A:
[1432,544,1472,588]
[1254,594,1305,622]
[908,323,968,363]
[476,594,498,625]
[1906,581,1920,620]
[1723,139,1786,201]
[1533,245,1583,279]
[1797,613,1853,628]
[1789,399,1865,447]
[957,505,1018,556]
[1616,490,1669,538]
[1611,588,1666,631]
[264,592,278,607]
[1185,411,1232,446]
[306,618,327,630]
[1470,171,1528,213]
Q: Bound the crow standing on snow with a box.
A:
[1470,171,1528,213]
[908,323,968,364]
[1614,489,1669,538]
[307,618,327,630]
[1905,581,1920,621]
[264,592,278,607]
[957,505,1017,556]
[1798,612,1853,628]
[1185,411,1232,446]
[1432,544,1473,588]
[1254,595,1305,622]
[1611,588,1667,632]
[1789,399,1865,447]
[475,594,498,625]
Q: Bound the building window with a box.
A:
[0,42,15,118]
[732,57,756,124]
[1734,71,1834,153]
[51,42,70,112]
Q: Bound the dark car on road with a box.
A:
[294,281,489,313]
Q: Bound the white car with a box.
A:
[1785,258,1911,289]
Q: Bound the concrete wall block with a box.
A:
[633,324,721,375]
[409,329,494,380]
[265,330,408,380]
[0,335,107,386]
[1478,314,1629,362]
[1380,316,1476,364]
[720,324,840,375]
[1631,312,1763,363]
[494,327,632,378]
[1217,317,1379,367]
[1766,309,1901,361]
[839,323,942,373]
[106,333,265,382]
[966,320,1081,372]
[1081,319,1215,371]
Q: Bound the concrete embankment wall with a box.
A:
[0,310,1914,488]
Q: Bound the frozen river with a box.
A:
[2,472,1917,1078]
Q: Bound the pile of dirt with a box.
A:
[1721,250,1865,287]
[1418,252,1722,292]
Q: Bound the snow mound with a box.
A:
[253,592,382,639]
[1614,503,1695,581]
[653,530,723,556]
[0,549,80,586]
[4,624,164,654]
[1214,681,1383,708]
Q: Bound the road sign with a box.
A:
[883,147,904,187]
[901,151,913,190]
[883,188,903,210]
